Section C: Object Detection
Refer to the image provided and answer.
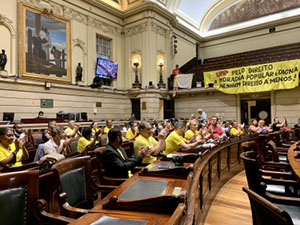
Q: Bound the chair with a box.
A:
[71,140,78,153]
[88,149,126,186]
[34,143,45,162]
[240,151,298,196]
[32,132,43,146]
[52,156,115,218]
[243,187,294,225]
[0,170,73,225]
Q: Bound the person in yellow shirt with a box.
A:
[64,120,81,139]
[125,121,138,140]
[104,119,114,134]
[91,122,99,135]
[104,119,114,144]
[229,121,245,136]
[134,121,168,164]
[77,127,102,153]
[163,122,203,155]
[0,127,29,170]
[185,120,199,142]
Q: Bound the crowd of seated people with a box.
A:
[0,113,299,176]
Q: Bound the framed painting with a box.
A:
[18,3,71,82]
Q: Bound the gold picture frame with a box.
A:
[18,3,71,83]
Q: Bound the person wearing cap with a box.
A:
[197,108,207,121]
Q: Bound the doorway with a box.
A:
[164,99,175,119]
[131,99,140,120]
[241,99,271,125]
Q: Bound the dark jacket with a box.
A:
[102,143,142,178]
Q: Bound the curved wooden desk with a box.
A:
[288,143,300,179]
[69,135,258,225]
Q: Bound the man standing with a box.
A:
[172,64,181,97]
[134,121,168,164]
[197,108,207,121]
[102,127,149,178]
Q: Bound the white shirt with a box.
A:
[44,139,65,154]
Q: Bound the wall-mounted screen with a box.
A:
[96,58,118,79]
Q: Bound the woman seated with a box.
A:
[272,117,290,131]
[43,126,72,156]
[163,122,203,155]
[91,122,99,136]
[248,119,259,134]
[229,121,245,137]
[121,122,129,136]
[199,122,213,141]
[185,120,199,142]
[256,120,269,134]
[77,127,102,153]
[125,121,139,140]
[0,127,29,170]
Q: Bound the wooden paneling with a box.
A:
[220,149,228,176]
[210,154,219,188]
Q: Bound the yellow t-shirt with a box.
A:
[230,127,245,136]
[92,128,99,134]
[163,131,186,155]
[77,137,93,153]
[184,130,199,141]
[104,126,114,144]
[117,148,132,177]
[134,135,158,164]
[104,126,113,134]
[65,127,76,137]
[0,143,23,170]
[125,129,136,139]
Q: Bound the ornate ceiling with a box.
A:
[98,0,300,37]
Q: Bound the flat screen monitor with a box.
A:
[57,113,68,120]
[3,112,14,122]
[81,112,88,121]
[96,58,118,79]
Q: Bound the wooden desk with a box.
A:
[287,143,300,179]
[92,172,188,212]
[21,118,65,124]
[69,210,172,225]
[67,135,255,225]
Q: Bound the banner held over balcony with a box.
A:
[204,59,300,94]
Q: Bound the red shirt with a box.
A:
[172,68,181,75]
[208,124,224,140]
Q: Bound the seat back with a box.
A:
[266,140,280,162]
[0,170,39,225]
[88,148,125,186]
[240,151,261,193]
[71,141,78,153]
[34,143,45,162]
[243,187,293,225]
[52,156,96,210]
[32,132,43,146]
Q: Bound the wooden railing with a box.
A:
[182,135,259,224]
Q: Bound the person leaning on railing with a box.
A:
[0,127,29,170]
[163,121,204,155]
